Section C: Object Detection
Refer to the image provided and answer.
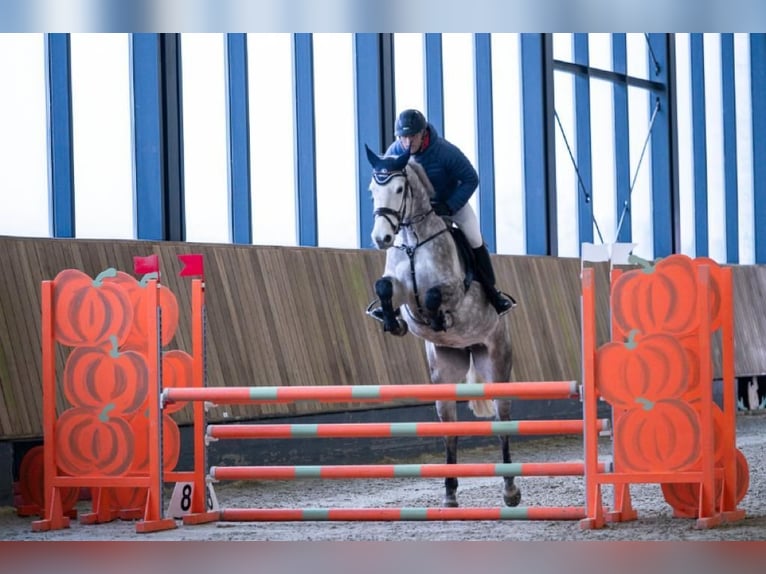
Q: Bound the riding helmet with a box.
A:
[395,109,427,137]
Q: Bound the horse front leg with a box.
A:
[374,276,408,337]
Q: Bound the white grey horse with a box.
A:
[365,145,519,508]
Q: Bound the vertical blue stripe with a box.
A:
[226,33,252,245]
[475,34,496,252]
[612,33,631,243]
[424,34,444,135]
[720,34,739,263]
[752,34,766,264]
[45,33,75,238]
[647,33,674,257]
[573,34,593,247]
[690,34,709,257]
[131,34,164,240]
[293,33,317,247]
[354,33,384,250]
[520,33,551,255]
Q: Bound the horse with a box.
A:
[364,145,519,508]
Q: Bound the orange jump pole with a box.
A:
[210,461,611,481]
[220,506,588,522]
[207,419,609,439]
[164,380,580,406]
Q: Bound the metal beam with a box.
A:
[45,33,75,238]
[520,33,556,256]
[293,33,317,247]
[721,33,739,263]
[612,33,631,244]
[226,33,252,245]
[690,34,709,257]
[424,34,444,135]
[752,34,766,263]
[475,33,497,252]
[574,33,593,247]
[647,33,676,257]
[131,34,165,241]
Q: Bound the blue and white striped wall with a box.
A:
[0,33,764,263]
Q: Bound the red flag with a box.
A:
[178,254,204,278]
[133,254,159,275]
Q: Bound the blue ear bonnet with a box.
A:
[365,144,410,184]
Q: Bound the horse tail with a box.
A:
[466,357,495,419]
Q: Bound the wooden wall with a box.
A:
[1,235,765,440]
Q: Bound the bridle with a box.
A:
[371,168,411,236]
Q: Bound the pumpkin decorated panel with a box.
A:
[53,268,134,347]
[104,271,180,350]
[596,330,690,409]
[612,254,699,337]
[692,257,724,332]
[161,350,194,414]
[55,407,134,477]
[660,448,749,518]
[17,446,80,515]
[62,337,149,415]
[612,398,701,473]
[128,410,181,473]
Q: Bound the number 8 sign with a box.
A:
[167,481,219,518]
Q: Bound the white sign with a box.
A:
[167,481,219,518]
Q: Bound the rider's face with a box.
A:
[399,130,424,153]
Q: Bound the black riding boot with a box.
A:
[472,245,516,315]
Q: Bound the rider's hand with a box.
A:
[431,201,452,216]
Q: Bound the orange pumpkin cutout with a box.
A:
[104,486,148,513]
[161,350,194,414]
[128,410,181,473]
[53,268,134,347]
[596,330,689,409]
[693,256,724,332]
[55,407,134,477]
[17,446,79,515]
[613,398,701,473]
[62,336,149,415]
[611,254,699,337]
[104,271,180,350]
[660,448,749,518]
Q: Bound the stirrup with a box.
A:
[366,299,385,323]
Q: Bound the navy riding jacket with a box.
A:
[386,124,479,215]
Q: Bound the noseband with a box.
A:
[372,169,410,235]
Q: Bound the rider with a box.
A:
[386,108,515,315]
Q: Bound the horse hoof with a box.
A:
[503,486,521,507]
[443,495,459,508]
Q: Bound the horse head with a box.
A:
[366,144,412,249]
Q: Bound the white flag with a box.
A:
[581,243,610,263]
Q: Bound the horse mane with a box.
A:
[406,159,436,200]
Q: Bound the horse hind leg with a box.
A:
[496,398,521,507]
[472,345,520,507]
[428,344,471,508]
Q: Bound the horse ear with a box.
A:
[365,144,382,169]
[389,148,410,171]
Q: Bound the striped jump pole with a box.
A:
[206,418,610,440]
[209,461,612,480]
[220,506,588,522]
[164,380,581,407]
